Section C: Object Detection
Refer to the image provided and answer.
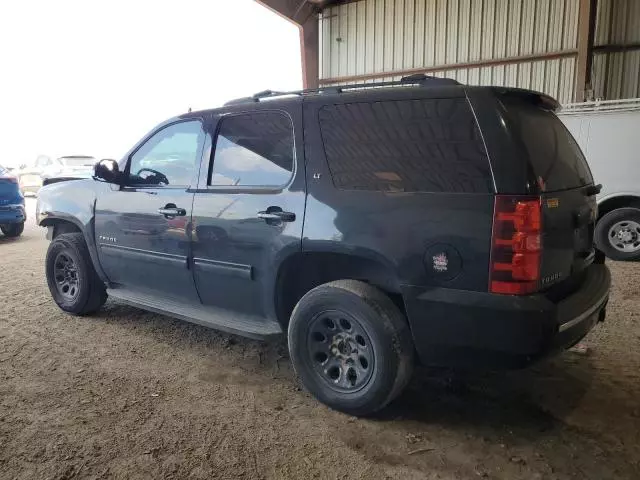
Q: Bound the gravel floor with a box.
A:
[0,198,639,479]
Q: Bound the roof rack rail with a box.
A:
[224,89,301,106]
[223,74,460,106]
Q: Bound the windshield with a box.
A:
[59,156,96,167]
[502,97,593,192]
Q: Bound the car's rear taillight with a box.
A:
[490,195,542,295]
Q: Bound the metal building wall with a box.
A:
[592,0,640,100]
[319,0,580,103]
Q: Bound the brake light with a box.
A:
[490,195,542,295]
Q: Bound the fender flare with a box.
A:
[39,211,111,286]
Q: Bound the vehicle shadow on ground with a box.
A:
[0,234,27,244]
[90,301,640,477]
[96,301,596,434]
[93,301,293,376]
[373,355,601,453]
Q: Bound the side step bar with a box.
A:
[107,288,283,341]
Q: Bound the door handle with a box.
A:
[257,210,296,222]
[158,205,186,217]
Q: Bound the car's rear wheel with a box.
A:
[288,280,414,416]
[596,208,640,261]
[1,222,24,237]
[46,232,107,315]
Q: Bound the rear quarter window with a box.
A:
[318,98,493,193]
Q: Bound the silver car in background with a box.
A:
[17,155,96,195]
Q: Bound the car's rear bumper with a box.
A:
[19,175,43,195]
[402,264,610,369]
[0,205,26,224]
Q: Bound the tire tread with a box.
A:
[46,232,107,315]
[320,280,414,408]
[288,280,414,415]
[1,222,24,237]
[595,207,640,261]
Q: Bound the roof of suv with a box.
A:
[180,75,559,120]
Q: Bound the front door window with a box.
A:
[127,121,204,187]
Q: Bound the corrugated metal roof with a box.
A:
[592,0,640,100]
[319,0,581,103]
[595,0,640,45]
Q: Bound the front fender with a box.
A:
[37,179,112,285]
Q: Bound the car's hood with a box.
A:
[42,168,94,187]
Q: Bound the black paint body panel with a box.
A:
[35,83,610,369]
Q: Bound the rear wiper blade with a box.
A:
[584,184,602,196]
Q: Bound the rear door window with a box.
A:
[210,112,294,187]
[501,98,593,192]
[318,98,492,193]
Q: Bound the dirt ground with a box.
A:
[1,199,639,479]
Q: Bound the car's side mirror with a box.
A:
[94,159,121,184]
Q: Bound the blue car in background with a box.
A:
[0,163,25,237]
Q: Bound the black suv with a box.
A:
[37,76,610,415]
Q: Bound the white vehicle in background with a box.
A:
[17,155,60,195]
[17,155,97,196]
[559,98,640,261]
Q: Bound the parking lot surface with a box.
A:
[1,199,639,479]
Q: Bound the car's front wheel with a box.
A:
[288,280,414,416]
[1,222,24,237]
[45,232,107,315]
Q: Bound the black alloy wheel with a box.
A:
[53,252,80,301]
[288,280,414,416]
[307,310,375,393]
[45,232,107,315]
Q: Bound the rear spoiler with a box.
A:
[491,87,560,112]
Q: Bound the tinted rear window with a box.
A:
[501,98,593,192]
[318,98,493,193]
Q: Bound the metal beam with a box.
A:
[255,0,306,23]
[593,42,640,54]
[255,1,319,88]
[574,0,598,102]
[320,49,579,85]
[299,14,319,88]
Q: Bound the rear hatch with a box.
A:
[494,93,597,296]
